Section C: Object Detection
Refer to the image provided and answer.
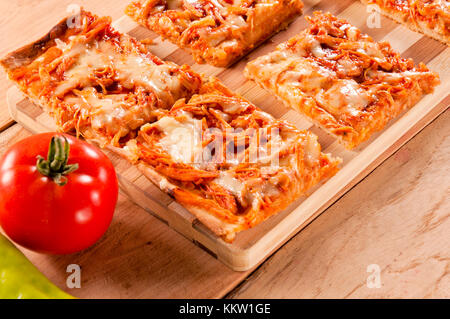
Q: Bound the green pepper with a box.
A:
[0,233,74,299]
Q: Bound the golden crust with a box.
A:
[1,17,70,71]
[125,0,304,67]
[245,11,440,149]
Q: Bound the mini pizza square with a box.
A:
[126,0,304,67]
[127,78,341,241]
[245,11,440,148]
[0,10,202,147]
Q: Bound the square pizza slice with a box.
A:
[1,10,202,147]
[125,0,304,67]
[245,11,440,149]
[361,0,450,45]
[1,10,340,242]
[124,79,341,241]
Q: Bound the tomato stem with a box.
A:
[36,136,79,186]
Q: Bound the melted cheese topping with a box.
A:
[254,131,284,165]
[55,41,183,107]
[246,36,376,121]
[218,121,321,204]
[213,171,244,201]
[81,92,126,132]
[317,80,369,117]
[154,112,203,163]
[251,51,332,95]
[163,0,250,48]
[65,88,154,138]
[303,132,321,166]
[305,34,327,58]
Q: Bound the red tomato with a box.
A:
[0,133,118,254]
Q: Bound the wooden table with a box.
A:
[0,0,448,299]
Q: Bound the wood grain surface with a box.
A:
[0,0,448,298]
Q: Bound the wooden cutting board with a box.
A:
[6,0,449,271]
